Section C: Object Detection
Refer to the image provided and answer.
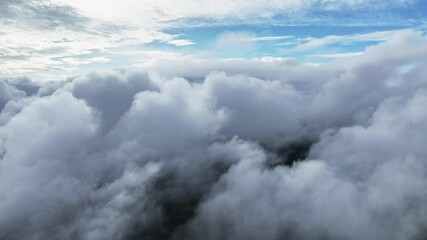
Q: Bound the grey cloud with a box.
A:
[67,70,160,132]
[0,77,37,115]
[0,81,24,111]
[1,30,427,240]
[0,92,98,240]
[186,91,427,240]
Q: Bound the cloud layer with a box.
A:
[1,30,427,240]
[1,0,423,79]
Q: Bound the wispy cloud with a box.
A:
[219,33,294,42]
[0,0,423,79]
[214,31,295,53]
[167,39,195,46]
[309,52,364,59]
[278,29,415,52]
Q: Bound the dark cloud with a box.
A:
[1,30,427,240]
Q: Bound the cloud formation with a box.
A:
[1,30,427,240]
[1,0,422,79]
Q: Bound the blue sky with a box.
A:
[1,0,426,81]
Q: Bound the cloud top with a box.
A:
[1,30,427,239]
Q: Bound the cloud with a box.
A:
[0,0,178,78]
[215,32,260,52]
[167,39,195,46]
[0,0,88,30]
[1,30,427,240]
[217,32,294,43]
[215,31,295,53]
[52,0,417,22]
[0,80,26,111]
[309,52,363,58]
[282,29,412,52]
[1,0,421,79]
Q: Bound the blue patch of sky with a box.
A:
[99,2,427,64]
[156,24,410,61]
[155,1,427,61]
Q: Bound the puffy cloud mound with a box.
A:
[1,30,427,240]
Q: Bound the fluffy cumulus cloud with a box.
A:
[1,30,427,240]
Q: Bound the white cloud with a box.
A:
[51,0,416,22]
[215,32,260,51]
[0,0,419,78]
[167,39,195,46]
[60,56,111,66]
[283,29,412,52]
[217,32,294,42]
[214,31,295,53]
[309,52,363,58]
